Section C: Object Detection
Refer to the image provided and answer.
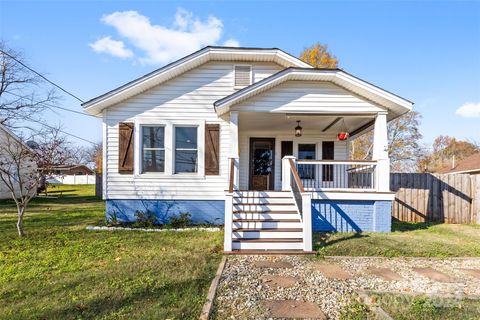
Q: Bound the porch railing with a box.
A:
[283,156,312,252]
[296,160,377,190]
[288,158,305,215]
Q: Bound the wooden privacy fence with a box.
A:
[390,173,480,224]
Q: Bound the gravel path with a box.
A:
[212,255,480,319]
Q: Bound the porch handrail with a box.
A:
[297,159,378,165]
[288,158,305,215]
[228,158,235,193]
[288,158,305,193]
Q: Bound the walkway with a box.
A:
[212,256,480,319]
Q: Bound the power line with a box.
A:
[24,117,98,145]
[5,91,97,118]
[0,49,85,103]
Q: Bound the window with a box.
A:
[142,126,165,173]
[234,65,252,88]
[298,144,316,179]
[175,126,198,173]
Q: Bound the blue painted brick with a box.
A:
[311,200,392,232]
[106,199,225,225]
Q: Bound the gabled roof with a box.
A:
[214,67,413,119]
[437,152,480,174]
[82,46,312,116]
[0,123,35,152]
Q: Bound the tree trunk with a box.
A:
[17,206,25,237]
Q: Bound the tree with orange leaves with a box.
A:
[299,42,338,69]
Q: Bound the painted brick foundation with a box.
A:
[312,200,392,232]
[106,199,225,225]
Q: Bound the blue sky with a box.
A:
[1,1,479,147]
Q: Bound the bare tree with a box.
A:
[0,41,57,129]
[350,111,423,172]
[0,130,38,237]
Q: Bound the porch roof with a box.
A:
[214,68,414,119]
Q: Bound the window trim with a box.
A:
[140,125,166,174]
[174,125,199,174]
[133,119,205,177]
[233,64,253,89]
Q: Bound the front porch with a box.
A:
[223,111,394,253]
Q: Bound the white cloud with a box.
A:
[456,102,480,118]
[89,36,133,59]
[92,8,239,65]
[223,39,240,47]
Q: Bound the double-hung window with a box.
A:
[175,126,198,173]
[141,126,165,173]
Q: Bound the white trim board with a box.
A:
[311,191,395,201]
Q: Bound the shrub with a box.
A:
[106,211,120,226]
[134,210,157,228]
[340,300,371,320]
[169,212,192,229]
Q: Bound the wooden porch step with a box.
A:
[226,249,316,255]
[233,211,298,215]
[232,238,303,243]
[233,228,303,232]
[233,219,300,222]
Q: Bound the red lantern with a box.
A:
[337,132,349,141]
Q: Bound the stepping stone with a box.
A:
[311,262,352,280]
[253,260,293,269]
[264,300,326,319]
[263,275,299,288]
[368,267,403,281]
[459,268,480,279]
[413,267,456,283]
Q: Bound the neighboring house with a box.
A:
[50,164,94,175]
[46,165,95,185]
[83,46,413,253]
[0,123,37,200]
[437,153,480,175]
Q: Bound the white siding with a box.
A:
[232,81,386,114]
[238,130,348,190]
[0,128,37,200]
[104,62,283,200]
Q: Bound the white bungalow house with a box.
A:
[83,46,413,253]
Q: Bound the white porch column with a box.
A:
[372,112,390,192]
[301,192,312,252]
[229,111,239,188]
[282,156,296,191]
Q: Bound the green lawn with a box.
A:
[314,221,480,257]
[0,184,223,320]
[371,292,480,320]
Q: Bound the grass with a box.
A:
[0,184,223,320]
[371,292,480,320]
[314,220,480,257]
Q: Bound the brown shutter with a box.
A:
[205,124,220,175]
[118,122,134,174]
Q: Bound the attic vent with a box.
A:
[234,65,252,88]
